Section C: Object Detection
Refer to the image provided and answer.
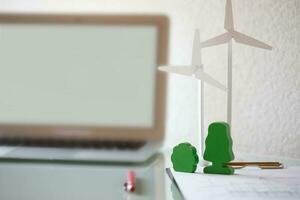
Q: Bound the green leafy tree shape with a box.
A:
[204,122,235,175]
[171,143,199,173]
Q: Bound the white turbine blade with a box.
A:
[195,69,227,91]
[192,29,202,66]
[158,65,197,76]
[224,0,234,31]
[200,32,231,48]
[233,31,272,50]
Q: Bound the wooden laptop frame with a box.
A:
[0,14,168,142]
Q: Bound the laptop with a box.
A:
[0,14,168,162]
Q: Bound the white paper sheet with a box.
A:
[171,167,300,200]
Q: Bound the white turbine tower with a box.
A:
[159,29,226,154]
[200,0,272,126]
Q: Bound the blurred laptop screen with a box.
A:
[0,24,158,128]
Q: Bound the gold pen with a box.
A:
[226,162,284,169]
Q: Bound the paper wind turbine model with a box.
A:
[200,0,272,126]
[159,30,226,91]
[159,30,226,154]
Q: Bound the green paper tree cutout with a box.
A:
[204,122,235,175]
[171,142,199,173]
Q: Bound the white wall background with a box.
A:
[1,0,299,159]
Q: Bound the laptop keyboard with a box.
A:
[0,138,146,150]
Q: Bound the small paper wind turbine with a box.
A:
[158,29,226,154]
[159,30,227,91]
[200,0,272,126]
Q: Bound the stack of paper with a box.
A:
[168,167,300,200]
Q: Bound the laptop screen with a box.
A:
[0,24,157,128]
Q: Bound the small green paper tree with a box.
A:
[171,143,199,173]
[204,122,235,175]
